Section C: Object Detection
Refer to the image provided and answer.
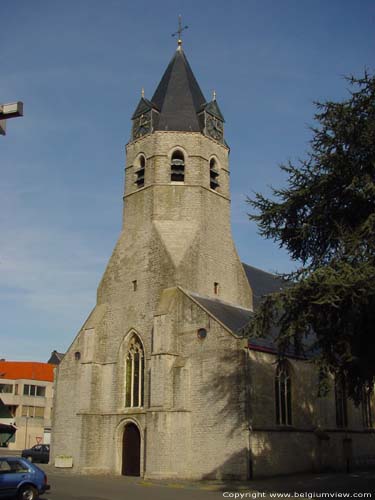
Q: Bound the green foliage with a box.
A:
[247,72,375,403]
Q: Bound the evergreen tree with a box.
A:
[247,73,375,402]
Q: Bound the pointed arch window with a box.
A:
[125,334,144,408]
[275,361,292,425]
[209,158,219,190]
[171,150,185,182]
[335,375,348,428]
[135,155,146,188]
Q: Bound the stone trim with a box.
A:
[126,131,230,151]
[123,183,230,201]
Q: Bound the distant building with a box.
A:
[0,361,54,449]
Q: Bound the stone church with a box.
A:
[51,39,375,479]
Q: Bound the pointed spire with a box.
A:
[151,47,206,132]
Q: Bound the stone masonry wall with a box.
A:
[248,350,375,477]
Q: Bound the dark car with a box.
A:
[21,445,49,464]
[0,456,50,499]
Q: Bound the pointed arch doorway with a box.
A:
[122,423,141,476]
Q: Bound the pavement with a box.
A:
[38,464,375,500]
[3,451,375,499]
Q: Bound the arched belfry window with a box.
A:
[135,155,145,188]
[125,334,144,408]
[275,361,292,425]
[171,150,185,182]
[209,158,219,190]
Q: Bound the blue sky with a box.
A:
[1,0,374,361]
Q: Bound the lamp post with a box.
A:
[24,415,29,449]
[0,101,23,135]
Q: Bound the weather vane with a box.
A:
[172,15,188,47]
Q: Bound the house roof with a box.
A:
[0,361,54,382]
[150,47,206,132]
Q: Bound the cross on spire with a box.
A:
[171,15,188,48]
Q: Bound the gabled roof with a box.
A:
[0,361,54,382]
[151,47,206,132]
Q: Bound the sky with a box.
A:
[1,0,374,361]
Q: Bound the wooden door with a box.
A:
[122,423,140,476]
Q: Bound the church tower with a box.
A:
[97,42,252,311]
[51,38,253,480]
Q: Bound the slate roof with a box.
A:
[185,264,296,356]
[151,47,207,132]
[131,97,158,120]
[187,265,284,337]
[189,292,252,334]
[242,263,284,309]
[202,100,225,122]
[47,351,65,365]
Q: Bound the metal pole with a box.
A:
[24,416,28,448]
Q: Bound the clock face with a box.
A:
[206,115,223,142]
[132,113,151,139]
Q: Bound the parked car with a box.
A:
[0,456,50,499]
[21,445,49,464]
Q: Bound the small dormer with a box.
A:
[131,96,159,140]
[199,98,225,144]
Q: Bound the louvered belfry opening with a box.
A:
[135,155,145,188]
[171,150,185,182]
[209,158,219,190]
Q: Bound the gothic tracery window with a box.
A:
[275,361,292,426]
[125,334,144,408]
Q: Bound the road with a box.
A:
[34,465,375,500]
